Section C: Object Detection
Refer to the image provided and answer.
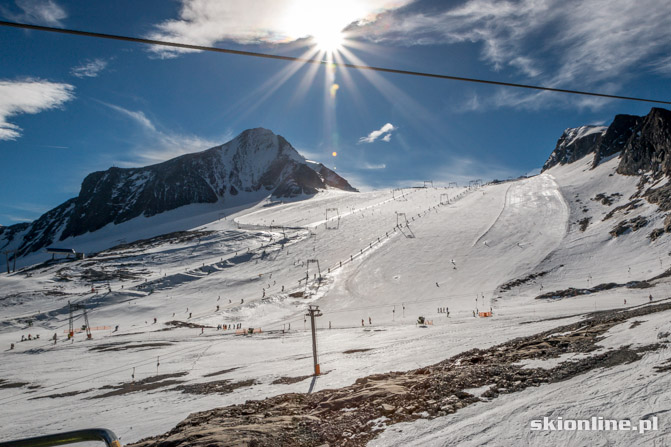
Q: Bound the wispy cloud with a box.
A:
[352,0,671,110]
[362,162,386,169]
[100,101,156,132]
[1,0,67,27]
[145,0,414,58]
[2,214,34,223]
[70,58,109,78]
[100,101,232,165]
[0,78,75,141]
[359,122,396,143]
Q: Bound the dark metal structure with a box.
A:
[0,428,121,447]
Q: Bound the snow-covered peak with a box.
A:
[561,125,607,148]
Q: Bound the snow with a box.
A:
[1,150,671,445]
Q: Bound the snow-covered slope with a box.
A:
[2,109,671,446]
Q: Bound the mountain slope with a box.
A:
[0,128,356,261]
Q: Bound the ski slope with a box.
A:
[1,155,671,446]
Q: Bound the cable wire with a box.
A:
[0,20,669,105]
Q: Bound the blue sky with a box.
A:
[1,0,670,225]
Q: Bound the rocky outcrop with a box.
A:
[592,114,640,167]
[541,125,606,171]
[541,108,671,173]
[617,108,671,176]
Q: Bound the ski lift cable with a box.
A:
[0,20,669,105]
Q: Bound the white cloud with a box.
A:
[0,78,75,141]
[362,162,387,169]
[100,101,156,132]
[353,0,671,110]
[101,102,232,165]
[1,0,67,26]
[145,0,414,58]
[70,59,108,78]
[359,122,396,143]
[2,214,34,222]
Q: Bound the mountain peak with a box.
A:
[1,128,356,259]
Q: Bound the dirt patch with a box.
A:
[0,379,30,389]
[603,199,643,220]
[610,216,648,237]
[164,320,213,329]
[30,389,94,400]
[578,217,591,232]
[343,349,372,354]
[654,359,671,373]
[89,342,173,352]
[90,372,188,399]
[129,302,671,447]
[536,279,652,299]
[171,379,257,395]
[592,192,621,206]
[271,375,313,385]
[203,368,240,378]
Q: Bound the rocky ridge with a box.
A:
[0,128,356,259]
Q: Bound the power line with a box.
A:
[1,20,669,106]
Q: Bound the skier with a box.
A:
[649,294,653,302]
[153,317,157,324]
[436,282,440,287]
[189,312,192,319]
[369,317,372,325]
[361,319,365,327]
[624,299,627,305]
[216,305,220,312]
[10,343,14,350]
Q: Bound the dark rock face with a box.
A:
[541,125,606,171]
[593,114,640,167]
[542,108,671,174]
[2,128,357,258]
[617,108,671,176]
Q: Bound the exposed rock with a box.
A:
[617,108,671,177]
[578,217,591,232]
[610,216,648,237]
[592,114,641,167]
[542,125,606,171]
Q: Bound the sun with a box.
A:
[312,29,345,53]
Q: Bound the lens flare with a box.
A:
[330,83,340,98]
[332,151,337,157]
